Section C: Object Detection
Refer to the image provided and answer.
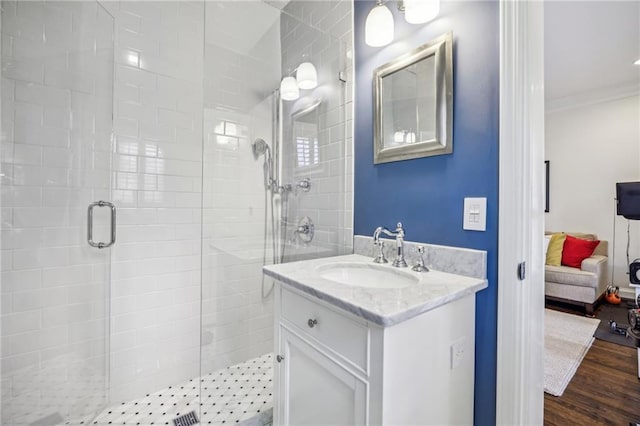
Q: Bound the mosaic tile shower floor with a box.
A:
[87,353,273,426]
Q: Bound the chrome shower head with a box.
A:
[253,138,275,190]
[252,138,270,159]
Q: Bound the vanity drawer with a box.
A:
[280,287,369,373]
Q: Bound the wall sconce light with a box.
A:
[404,0,439,24]
[296,62,318,90]
[365,1,395,47]
[365,0,440,47]
[280,61,318,101]
[634,58,640,65]
[280,76,300,101]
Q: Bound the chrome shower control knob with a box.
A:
[297,178,311,192]
[276,355,285,363]
[307,318,318,328]
[295,217,314,244]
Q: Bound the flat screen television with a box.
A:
[616,182,640,220]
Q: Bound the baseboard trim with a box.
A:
[619,287,636,300]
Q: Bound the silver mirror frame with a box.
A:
[373,31,453,164]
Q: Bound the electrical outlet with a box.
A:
[450,336,467,369]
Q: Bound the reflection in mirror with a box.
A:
[292,100,321,170]
[382,55,436,149]
[373,31,453,164]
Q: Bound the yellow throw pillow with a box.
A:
[546,233,566,266]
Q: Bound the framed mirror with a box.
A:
[373,31,453,164]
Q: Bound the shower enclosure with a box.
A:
[1,0,353,425]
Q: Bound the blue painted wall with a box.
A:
[353,1,499,423]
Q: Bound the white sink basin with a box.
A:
[316,262,418,289]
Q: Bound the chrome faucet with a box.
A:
[372,222,407,268]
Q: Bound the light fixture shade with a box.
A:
[635,58,640,65]
[365,3,394,47]
[404,0,440,24]
[280,76,299,101]
[296,62,318,90]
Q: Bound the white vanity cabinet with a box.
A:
[278,327,368,424]
[273,283,477,426]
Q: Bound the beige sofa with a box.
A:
[544,232,609,315]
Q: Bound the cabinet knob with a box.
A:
[307,318,318,328]
[276,355,285,363]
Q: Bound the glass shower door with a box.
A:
[1,2,114,424]
[200,0,352,424]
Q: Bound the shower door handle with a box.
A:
[88,201,116,249]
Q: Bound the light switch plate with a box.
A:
[463,197,486,231]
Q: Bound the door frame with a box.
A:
[496,0,545,424]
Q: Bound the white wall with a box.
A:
[545,94,640,296]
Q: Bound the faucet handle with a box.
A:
[412,245,429,272]
[373,240,388,264]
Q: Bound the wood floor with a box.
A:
[544,338,640,425]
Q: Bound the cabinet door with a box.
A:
[277,326,367,426]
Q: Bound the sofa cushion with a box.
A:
[545,265,598,288]
[546,233,566,266]
[566,232,597,240]
[546,231,608,257]
[561,235,600,268]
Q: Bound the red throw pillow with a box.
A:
[561,235,600,268]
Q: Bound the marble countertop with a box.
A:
[263,254,487,327]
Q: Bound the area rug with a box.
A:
[594,302,637,348]
[544,309,600,396]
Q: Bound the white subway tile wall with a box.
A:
[1,1,114,424]
[1,0,353,424]
[199,2,353,398]
[281,0,354,254]
[200,0,282,378]
[103,0,205,404]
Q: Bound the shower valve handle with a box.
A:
[297,178,311,192]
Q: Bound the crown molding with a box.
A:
[546,82,640,113]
